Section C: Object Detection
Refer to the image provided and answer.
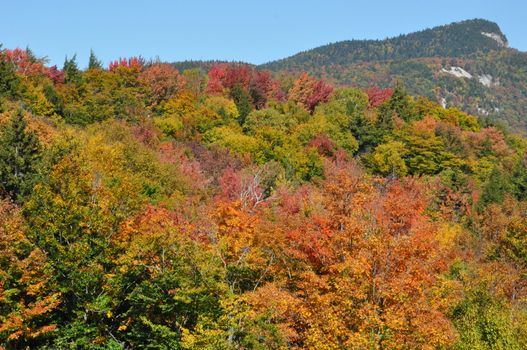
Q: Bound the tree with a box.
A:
[479,167,510,208]
[0,47,20,98]
[108,57,143,72]
[368,140,408,177]
[0,110,41,202]
[0,200,61,348]
[231,84,252,126]
[62,54,80,83]
[88,49,103,70]
[288,73,333,113]
[139,63,185,107]
[366,86,393,108]
[205,64,282,111]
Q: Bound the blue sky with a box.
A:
[1,0,525,68]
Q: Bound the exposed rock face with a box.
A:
[478,74,493,87]
[481,32,508,47]
[441,66,473,79]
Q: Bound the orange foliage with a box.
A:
[0,201,61,342]
[139,63,186,106]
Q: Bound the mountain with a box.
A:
[172,60,253,72]
[260,19,508,70]
[258,19,527,132]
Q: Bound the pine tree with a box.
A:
[63,54,80,83]
[88,49,102,70]
[230,84,252,126]
[0,46,20,98]
[0,110,41,202]
[478,166,510,209]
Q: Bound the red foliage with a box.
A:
[286,216,336,272]
[45,65,65,84]
[140,63,186,105]
[206,64,251,94]
[307,134,336,157]
[366,86,393,108]
[374,179,427,237]
[218,167,243,202]
[206,63,283,107]
[2,48,64,83]
[206,65,228,94]
[275,184,312,215]
[288,73,333,112]
[3,48,45,76]
[250,70,283,108]
[108,57,143,72]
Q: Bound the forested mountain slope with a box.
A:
[259,19,527,131]
[1,37,527,349]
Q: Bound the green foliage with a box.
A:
[262,19,506,71]
[60,67,146,124]
[259,20,527,132]
[451,290,523,350]
[510,157,527,201]
[368,141,408,177]
[63,54,81,84]
[399,131,463,175]
[0,110,41,202]
[0,49,20,98]
[88,50,103,70]
[479,167,511,208]
[231,84,252,125]
[384,81,419,122]
[1,41,527,349]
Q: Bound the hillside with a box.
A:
[1,44,527,348]
[259,19,527,131]
[172,59,253,72]
[261,19,508,70]
[0,21,527,350]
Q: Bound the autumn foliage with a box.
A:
[0,46,526,349]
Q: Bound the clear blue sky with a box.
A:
[1,0,525,68]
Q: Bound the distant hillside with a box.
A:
[260,19,508,71]
[258,19,527,131]
[173,60,253,72]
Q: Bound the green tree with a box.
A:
[230,84,252,126]
[479,167,510,208]
[0,110,41,202]
[510,156,527,201]
[0,46,20,98]
[63,54,81,83]
[451,289,523,350]
[88,49,103,70]
[368,140,408,177]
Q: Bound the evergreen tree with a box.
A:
[0,110,41,202]
[479,167,510,209]
[0,46,20,98]
[511,155,527,201]
[88,49,102,70]
[387,80,417,122]
[230,84,252,126]
[63,54,80,83]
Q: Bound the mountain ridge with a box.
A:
[259,19,510,70]
[171,19,527,131]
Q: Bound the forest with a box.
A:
[256,19,527,132]
[0,46,527,349]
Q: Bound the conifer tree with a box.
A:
[88,49,102,70]
[231,84,252,126]
[0,110,41,202]
[0,46,20,98]
[63,54,80,83]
